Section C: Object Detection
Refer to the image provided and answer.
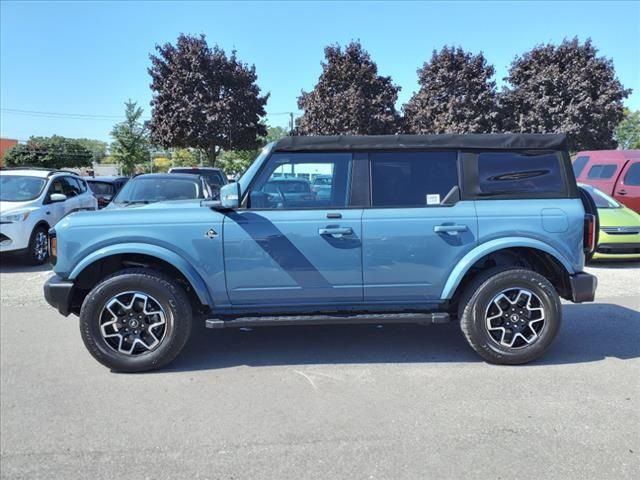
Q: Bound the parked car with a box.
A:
[86,176,129,209]
[573,149,640,213]
[312,174,333,201]
[168,167,227,198]
[579,183,640,261]
[44,134,597,372]
[106,173,212,208]
[0,168,97,264]
[258,177,317,207]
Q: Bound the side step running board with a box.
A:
[205,312,450,329]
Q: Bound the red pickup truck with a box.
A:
[573,150,640,213]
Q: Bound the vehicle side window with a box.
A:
[48,179,65,196]
[624,162,640,186]
[61,177,81,197]
[572,155,589,177]
[76,178,88,193]
[478,151,563,194]
[249,153,351,209]
[371,151,458,207]
[587,164,617,180]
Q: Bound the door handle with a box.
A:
[617,190,627,196]
[434,224,468,235]
[319,227,353,237]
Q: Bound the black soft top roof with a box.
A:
[273,134,567,152]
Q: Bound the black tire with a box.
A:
[458,267,562,365]
[27,225,49,265]
[79,268,192,372]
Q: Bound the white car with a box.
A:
[0,168,98,264]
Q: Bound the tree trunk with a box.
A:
[207,145,217,167]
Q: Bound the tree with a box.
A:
[110,100,150,176]
[171,148,201,167]
[501,37,631,151]
[148,33,268,165]
[403,46,499,134]
[75,138,108,163]
[614,109,640,149]
[296,41,400,135]
[218,125,291,176]
[3,136,92,169]
[152,157,171,173]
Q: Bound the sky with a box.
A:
[1,0,639,143]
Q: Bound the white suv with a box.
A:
[0,168,98,264]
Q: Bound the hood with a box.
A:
[0,200,37,214]
[598,206,640,227]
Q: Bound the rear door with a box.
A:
[223,152,363,306]
[615,161,640,213]
[362,151,477,302]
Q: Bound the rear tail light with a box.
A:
[584,214,596,254]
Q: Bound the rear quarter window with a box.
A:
[478,152,564,194]
[587,164,617,180]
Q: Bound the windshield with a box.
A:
[239,143,275,195]
[113,177,204,205]
[0,175,47,202]
[171,169,225,187]
[583,185,621,209]
[87,181,114,196]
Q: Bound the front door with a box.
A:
[223,152,363,306]
[362,151,478,302]
[615,160,640,213]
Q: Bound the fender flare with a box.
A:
[68,243,213,306]
[440,237,575,300]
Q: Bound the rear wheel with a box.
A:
[27,225,49,265]
[79,269,192,372]
[459,268,562,365]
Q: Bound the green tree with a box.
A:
[614,109,640,149]
[110,100,150,175]
[501,38,631,151]
[217,125,290,176]
[171,148,202,167]
[3,135,92,169]
[75,138,108,163]
[148,34,268,165]
[152,157,171,173]
[297,41,400,135]
[403,46,500,134]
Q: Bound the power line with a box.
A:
[1,107,300,121]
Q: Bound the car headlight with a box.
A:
[0,211,31,223]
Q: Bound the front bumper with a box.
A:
[43,275,74,316]
[569,272,597,303]
[0,221,32,253]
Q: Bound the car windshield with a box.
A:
[171,169,225,187]
[113,177,204,205]
[87,181,114,195]
[584,185,621,209]
[0,175,47,202]
[313,176,332,186]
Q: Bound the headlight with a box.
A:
[0,211,31,223]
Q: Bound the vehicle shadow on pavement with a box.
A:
[0,258,51,273]
[165,303,640,372]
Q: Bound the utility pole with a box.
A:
[289,112,294,134]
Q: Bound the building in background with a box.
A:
[0,138,18,166]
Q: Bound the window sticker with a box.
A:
[426,193,440,205]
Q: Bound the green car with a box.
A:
[580,183,640,261]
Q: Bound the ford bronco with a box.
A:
[44,134,598,372]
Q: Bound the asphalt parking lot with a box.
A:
[1,261,639,479]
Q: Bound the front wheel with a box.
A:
[27,225,49,265]
[79,269,192,372]
[459,268,562,365]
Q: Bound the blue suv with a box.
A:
[44,134,598,372]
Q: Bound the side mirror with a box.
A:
[219,182,240,209]
[202,182,240,210]
[49,193,67,203]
